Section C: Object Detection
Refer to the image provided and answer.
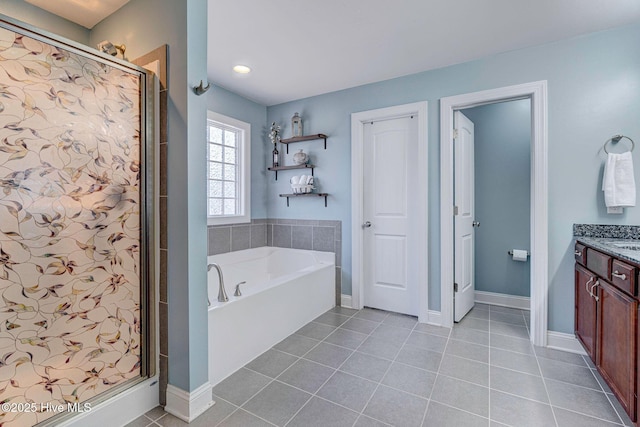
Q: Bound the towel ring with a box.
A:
[603,135,635,154]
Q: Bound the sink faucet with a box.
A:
[208,263,229,303]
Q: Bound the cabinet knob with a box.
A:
[612,270,627,280]
[574,250,582,257]
[362,221,372,228]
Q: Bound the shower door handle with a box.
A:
[362,221,372,228]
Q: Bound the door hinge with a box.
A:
[453,206,459,216]
[454,283,458,292]
[453,129,459,139]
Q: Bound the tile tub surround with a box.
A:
[132,304,632,427]
[209,219,342,305]
[574,224,640,239]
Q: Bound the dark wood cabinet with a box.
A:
[574,243,639,424]
[575,263,597,360]
[597,280,638,421]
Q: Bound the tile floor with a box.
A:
[128,304,634,427]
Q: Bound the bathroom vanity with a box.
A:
[574,235,640,423]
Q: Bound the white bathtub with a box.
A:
[207,247,335,386]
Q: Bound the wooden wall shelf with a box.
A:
[279,192,328,207]
[267,164,315,180]
[279,134,328,153]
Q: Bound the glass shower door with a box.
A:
[0,17,151,426]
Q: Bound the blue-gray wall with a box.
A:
[206,86,268,218]
[267,23,640,333]
[92,0,209,393]
[12,1,640,338]
[462,100,531,297]
[3,0,89,44]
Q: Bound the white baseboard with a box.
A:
[341,294,352,308]
[164,382,214,423]
[547,331,587,355]
[426,310,442,326]
[475,290,530,310]
[59,377,158,427]
[343,295,441,327]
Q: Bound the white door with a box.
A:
[454,111,476,322]
[363,116,420,315]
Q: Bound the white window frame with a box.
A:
[206,111,251,225]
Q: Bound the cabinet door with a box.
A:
[575,264,597,360]
[597,280,638,421]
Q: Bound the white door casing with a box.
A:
[453,111,475,322]
[362,116,419,315]
[351,102,429,322]
[440,81,548,347]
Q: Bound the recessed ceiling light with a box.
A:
[233,65,251,74]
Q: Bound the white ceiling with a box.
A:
[25,0,130,29]
[208,0,640,106]
[26,0,640,105]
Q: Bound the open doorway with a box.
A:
[453,99,532,321]
[439,81,549,347]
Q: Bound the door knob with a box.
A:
[362,221,372,228]
[472,221,480,227]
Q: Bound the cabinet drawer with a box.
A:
[575,243,586,266]
[586,248,611,280]
[612,260,637,296]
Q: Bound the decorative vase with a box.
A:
[293,149,309,165]
[272,145,279,167]
[292,112,303,137]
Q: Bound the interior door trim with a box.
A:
[351,102,429,322]
[440,81,548,346]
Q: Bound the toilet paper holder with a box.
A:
[507,250,530,257]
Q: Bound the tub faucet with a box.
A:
[234,281,246,297]
[208,263,228,302]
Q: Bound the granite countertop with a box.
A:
[575,236,640,264]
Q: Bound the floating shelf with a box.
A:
[279,192,329,207]
[267,164,315,180]
[279,134,328,153]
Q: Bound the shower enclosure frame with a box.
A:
[0,14,156,426]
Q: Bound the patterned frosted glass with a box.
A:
[223,199,236,215]
[0,26,143,425]
[224,181,236,198]
[209,198,222,215]
[207,120,243,218]
[224,146,236,164]
[209,180,222,197]
[224,130,236,147]
[224,164,236,180]
[209,162,222,180]
[209,126,222,144]
[209,144,222,162]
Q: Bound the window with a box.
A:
[207,111,251,225]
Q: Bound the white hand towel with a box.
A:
[602,152,636,210]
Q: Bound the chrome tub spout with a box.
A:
[208,263,228,302]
